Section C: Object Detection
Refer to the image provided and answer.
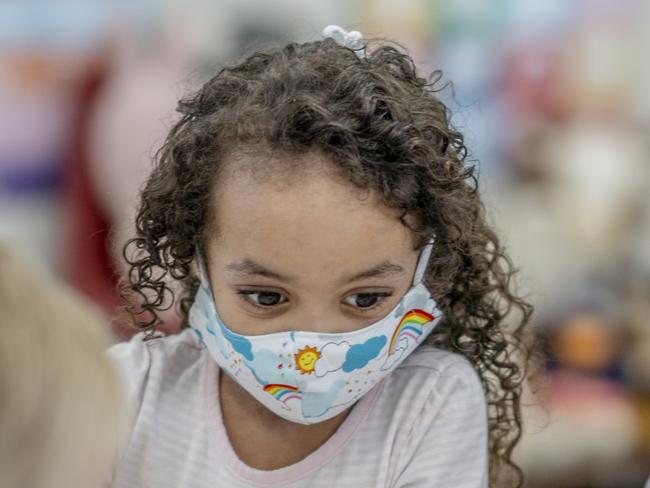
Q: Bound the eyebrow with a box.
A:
[345,261,405,283]
[225,259,405,284]
[226,259,296,283]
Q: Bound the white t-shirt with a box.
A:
[107,328,489,487]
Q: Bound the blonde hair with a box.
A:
[0,245,122,488]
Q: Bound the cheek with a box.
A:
[209,279,288,335]
[209,282,253,334]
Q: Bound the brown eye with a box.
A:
[237,290,288,308]
[343,292,393,310]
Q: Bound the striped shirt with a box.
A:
[106,328,489,487]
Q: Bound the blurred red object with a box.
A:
[62,54,180,339]
[62,57,134,339]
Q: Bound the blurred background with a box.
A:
[0,0,648,486]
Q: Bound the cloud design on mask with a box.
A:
[302,379,348,418]
[341,336,387,373]
[217,318,254,361]
[380,337,409,371]
[314,341,350,377]
[248,348,285,384]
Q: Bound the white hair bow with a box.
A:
[322,25,366,58]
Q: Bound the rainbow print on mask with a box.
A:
[263,384,302,403]
[388,309,435,355]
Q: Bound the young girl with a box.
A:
[108,26,534,488]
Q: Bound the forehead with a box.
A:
[209,149,414,272]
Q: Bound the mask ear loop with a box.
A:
[194,246,212,289]
[412,238,435,285]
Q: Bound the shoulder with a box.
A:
[392,342,484,399]
[107,327,204,376]
[370,343,487,436]
[372,343,487,447]
[107,328,206,420]
[398,342,477,372]
[106,329,209,479]
[376,345,490,486]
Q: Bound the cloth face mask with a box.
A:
[189,240,443,425]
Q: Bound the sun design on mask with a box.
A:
[294,346,321,374]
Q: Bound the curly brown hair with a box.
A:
[120,37,536,487]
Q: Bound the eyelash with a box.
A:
[235,290,394,313]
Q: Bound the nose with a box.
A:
[294,315,340,334]
[292,308,367,334]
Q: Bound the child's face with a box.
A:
[204,151,420,335]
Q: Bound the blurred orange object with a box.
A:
[551,312,620,373]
